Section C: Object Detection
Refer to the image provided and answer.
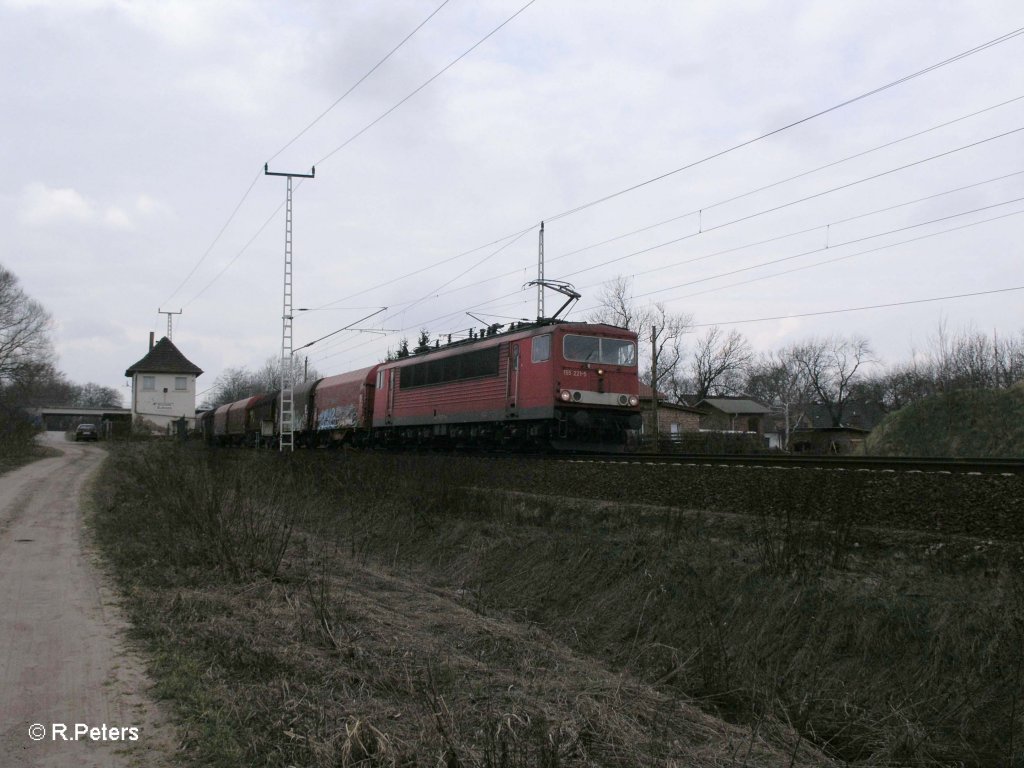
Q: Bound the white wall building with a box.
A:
[124,334,203,432]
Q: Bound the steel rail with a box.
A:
[552,453,1024,475]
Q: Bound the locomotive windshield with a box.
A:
[563,335,637,366]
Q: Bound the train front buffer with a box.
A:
[552,328,642,444]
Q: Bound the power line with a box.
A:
[332,169,1024,328]
[306,228,533,357]
[559,126,1024,281]
[182,198,286,308]
[340,111,1024,309]
[647,208,1024,308]
[161,2,454,311]
[266,0,453,165]
[202,23,1024,367]
[160,169,263,307]
[167,1,538,314]
[313,227,533,310]
[307,30,1024,311]
[686,285,1024,328]
[545,26,1024,223]
[314,199,1024,369]
[544,94,1024,267]
[574,169,1024,289]
[631,196,1024,298]
[333,200,1024,358]
[370,155,1024,319]
[315,0,540,167]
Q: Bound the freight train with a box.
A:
[200,320,642,451]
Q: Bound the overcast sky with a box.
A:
[3,0,1022,406]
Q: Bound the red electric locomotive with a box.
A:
[372,321,641,450]
[202,322,640,452]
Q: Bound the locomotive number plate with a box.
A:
[563,369,588,377]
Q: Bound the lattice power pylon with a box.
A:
[537,221,545,320]
[158,308,181,340]
[265,164,315,452]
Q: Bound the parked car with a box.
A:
[75,423,99,442]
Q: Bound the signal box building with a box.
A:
[125,333,203,433]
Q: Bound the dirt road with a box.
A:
[0,433,176,767]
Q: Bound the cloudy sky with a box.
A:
[3,0,1022,405]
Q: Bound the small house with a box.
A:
[696,396,770,435]
[125,333,203,433]
[637,384,704,439]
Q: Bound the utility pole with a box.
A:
[537,221,545,321]
[265,163,315,452]
[650,325,659,446]
[158,308,182,341]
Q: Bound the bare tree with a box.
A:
[204,354,320,410]
[993,329,1024,388]
[70,382,123,408]
[745,350,813,448]
[0,266,54,389]
[926,320,1024,392]
[788,335,873,427]
[203,367,259,409]
[688,326,753,400]
[589,276,649,331]
[253,354,319,393]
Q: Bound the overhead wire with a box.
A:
[315,197,1024,365]
[685,285,1024,329]
[182,199,286,308]
[643,208,1024,309]
[309,228,534,356]
[573,170,1024,292]
[160,169,262,308]
[345,143,1024,318]
[306,29,1024,310]
[160,0,457,310]
[546,94,1024,265]
[543,26,1024,223]
[194,22,1024,372]
[314,0,541,167]
[343,101,1024,308]
[267,0,453,165]
[558,126,1024,281]
[632,198,1024,299]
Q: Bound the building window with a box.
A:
[142,376,155,391]
[175,377,187,391]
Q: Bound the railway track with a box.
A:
[555,452,1024,475]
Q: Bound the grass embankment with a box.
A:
[867,383,1024,457]
[91,444,1024,766]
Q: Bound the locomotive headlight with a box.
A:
[560,389,572,402]
[596,368,604,376]
[628,395,639,407]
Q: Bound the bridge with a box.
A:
[27,406,132,434]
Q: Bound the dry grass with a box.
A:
[90,444,1024,766]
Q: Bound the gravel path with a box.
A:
[0,433,177,767]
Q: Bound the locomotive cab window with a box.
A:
[563,335,637,366]
[531,334,551,363]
